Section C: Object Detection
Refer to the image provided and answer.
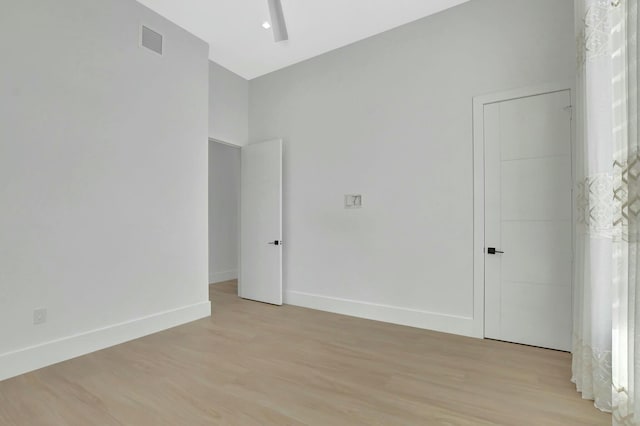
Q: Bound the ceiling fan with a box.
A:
[267,0,288,42]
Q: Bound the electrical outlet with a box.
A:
[33,308,47,325]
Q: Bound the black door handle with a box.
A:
[268,240,282,246]
[487,247,504,254]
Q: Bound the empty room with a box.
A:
[0,0,634,424]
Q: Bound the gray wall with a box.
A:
[209,142,240,283]
[209,61,249,145]
[249,0,576,335]
[0,0,209,378]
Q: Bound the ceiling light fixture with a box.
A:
[262,21,271,30]
[267,0,288,42]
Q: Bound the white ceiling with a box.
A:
[136,0,471,80]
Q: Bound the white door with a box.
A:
[240,139,283,305]
[484,90,572,351]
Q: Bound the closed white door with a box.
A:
[484,90,572,351]
[240,139,283,305]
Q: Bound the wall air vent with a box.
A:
[141,25,163,55]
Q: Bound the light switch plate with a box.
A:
[345,194,362,209]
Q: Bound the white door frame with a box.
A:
[209,137,242,148]
[471,80,575,339]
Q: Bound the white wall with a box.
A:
[0,0,210,380]
[209,61,249,146]
[209,142,240,283]
[249,0,576,337]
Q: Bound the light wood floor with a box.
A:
[0,281,609,425]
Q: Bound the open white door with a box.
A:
[240,139,283,305]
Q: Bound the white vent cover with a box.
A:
[141,26,163,55]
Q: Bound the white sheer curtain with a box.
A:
[573,0,614,413]
[575,0,640,422]
[612,1,640,424]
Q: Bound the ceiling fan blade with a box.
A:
[267,0,288,42]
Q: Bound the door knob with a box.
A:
[268,240,282,246]
[487,247,504,254]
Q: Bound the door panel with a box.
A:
[240,139,283,305]
[501,157,572,221]
[500,282,572,350]
[484,90,572,351]
[499,92,571,160]
[501,221,572,286]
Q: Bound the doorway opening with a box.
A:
[208,139,241,286]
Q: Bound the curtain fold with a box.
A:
[575,0,640,422]
[612,1,640,424]
[573,0,614,413]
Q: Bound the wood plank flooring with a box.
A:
[0,281,610,425]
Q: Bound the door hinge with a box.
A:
[563,105,573,121]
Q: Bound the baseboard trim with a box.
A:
[0,301,211,382]
[210,269,238,284]
[285,291,478,338]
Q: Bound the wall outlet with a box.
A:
[33,308,47,325]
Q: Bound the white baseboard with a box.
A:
[285,291,479,338]
[210,269,238,284]
[0,301,211,382]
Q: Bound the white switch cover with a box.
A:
[345,194,362,209]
